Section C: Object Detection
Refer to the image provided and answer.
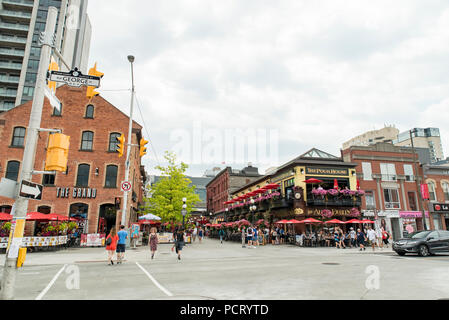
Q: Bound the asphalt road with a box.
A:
[1,238,449,300]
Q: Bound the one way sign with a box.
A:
[19,180,43,200]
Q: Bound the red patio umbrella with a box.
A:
[345,219,363,224]
[262,183,280,190]
[0,213,12,221]
[334,179,339,190]
[48,213,70,221]
[357,180,361,191]
[287,219,302,224]
[360,219,375,224]
[238,219,251,226]
[26,212,55,221]
[304,179,323,184]
[325,219,344,224]
[276,219,290,224]
[253,189,266,194]
[223,200,234,205]
[299,218,323,224]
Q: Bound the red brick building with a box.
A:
[206,165,261,220]
[342,143,432,240]
[423,161,449,231]
[0,85,146,235]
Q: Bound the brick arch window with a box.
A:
[85,104,94,119]
[53,103,62,116]
[76,164,90,187]
[5,161,20,181]
[11,127,26,147]
[427,180,437,201]
[442,181,449,201]
[81,131,94,151]
[105,165,118,188]
[109,133,121,152]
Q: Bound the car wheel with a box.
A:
[396,251,406,256]
[418,245,430,257]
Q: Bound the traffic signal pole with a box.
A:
[0,7,58,300]
[120,56,135,227]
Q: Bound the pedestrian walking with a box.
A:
[247,225,254,248]
[219,228,225,244]
[198,227,204,243]
[357,228,366,251]
[376,227,383,250]
[349,227,356,248]
[334,228,341,249]
[192,226,197,242]
[241,227,246,248]
[174,228,185,260]
[339,229,346,249]
[253,227,259,247]
[367,226,377,251]
[149,227,159,260]
[382,229,391,248]
[116,225,128,264]
[271,229,277,245]
[105,227,118,266]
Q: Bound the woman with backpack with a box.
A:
[105,227,119,266]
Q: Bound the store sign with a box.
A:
[421,184,430,200]
[433,203,449,213]
[306,168,349,176]
[308,208,352,217]
[56,187,97,199]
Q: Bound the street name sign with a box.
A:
[49,68,101,88]
[19,180,43,200]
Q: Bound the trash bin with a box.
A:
[17,248,27,268]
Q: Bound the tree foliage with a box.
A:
[142,151,200,223]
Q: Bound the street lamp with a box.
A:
[249,199,257,224]
[409,129,428,231]
[182,197,187,229]
[225,208,229,222]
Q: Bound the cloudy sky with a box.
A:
[87,0,449,177]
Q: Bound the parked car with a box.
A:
[393,230,449,257]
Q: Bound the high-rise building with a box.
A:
[342,126,399,150]
[394,128,445,164]
[0,0,91,112]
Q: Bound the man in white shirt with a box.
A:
[366,226,377,251]
[192,227,198,242]
[375,227,383,249]
[349,228,356,248]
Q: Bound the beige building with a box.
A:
[342,126,399,150]
[394,128,445,164]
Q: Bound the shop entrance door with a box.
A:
[390,218,401,241]
[445,218,449,231]
[99,204,117,236]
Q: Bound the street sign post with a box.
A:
[19,180,43,200]
[121,181,132,192]
[49,68,101,88]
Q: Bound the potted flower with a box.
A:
[321,209,333,219]
[356,190,366,196]
[327,189,339,197]
[349,208,361,218]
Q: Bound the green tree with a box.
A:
[142,151,200,223]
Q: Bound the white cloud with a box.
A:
[87,0,449,175]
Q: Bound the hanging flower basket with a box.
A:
[349,208,361,217]
[321,209,333,219]
[327,189,339,196]
[312,189,327,196]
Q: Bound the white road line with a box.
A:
[35,264,67,300]
[135,262,173,297]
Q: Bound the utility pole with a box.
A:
[0,7,58,300]
[410,129,428,231]
[120,56,136,227]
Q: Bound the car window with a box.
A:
[438,230,449,238]
[409,231,431,239]
[428,231,439,240]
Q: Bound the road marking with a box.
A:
[135,262,173,297]
[35,264,67,300]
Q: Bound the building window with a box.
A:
[85,105,94,119]
[408,192,417,211]
[11,127,26,147]
[53,103,62,116]
[105,165,118,188]
[362,162,372,181]
[383,189,400,209]
[5,161,20,181]
[442,182,449,202]
[81,131,94,151]
[404,164,415,182]
[109,133,121,152]
[380,163,396,181]
[365,190,376,210]
[43,174,55,186]
[428,182,436,201]
[37,206,51,214]
[76,164,90,187]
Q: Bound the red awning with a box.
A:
[253,189,266,194]
[263,184,280,190]
[360,220,375,224]
[325,219,345,224]
[26,212,56,221]
[0,213,12,221]
[304,179,323,184]
[345,219,363,224]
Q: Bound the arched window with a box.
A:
[109,133,121,152]
[76,164,90,187]
[85,105,94,119]
[5,161,20,181]
[442,182,449,201]
[53,103,62,116]
[37,206,51,214]
[428,181,436,201]
[81,131,94,151]
[105,165,118,188]
[11,127,26,147]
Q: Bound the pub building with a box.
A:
[223,149,363,233]
[0,85,146,236]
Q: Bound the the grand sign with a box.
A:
[307,208,353,217]
[56,187,97,199]
[306,167,349,176]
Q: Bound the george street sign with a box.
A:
[19,180,43,200]
[49,68,101,88]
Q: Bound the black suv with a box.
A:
[393,230,449,257]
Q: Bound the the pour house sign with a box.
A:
[56,187,97,199]
[306,167,349,176]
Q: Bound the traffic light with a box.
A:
[116,134,125,158]
[47,58,59,93]
[139,138,149,157]
[45,133,70,172]
[115,197,121,210]
[86,62,104,100]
